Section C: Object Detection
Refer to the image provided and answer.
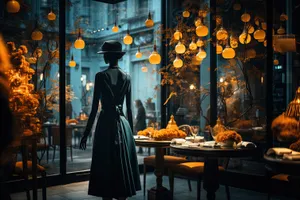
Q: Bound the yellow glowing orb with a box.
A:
[6,0,20,13]
[47,11,56,21]
[196,48,207,59]
[175,42,186,54]
[216,44,223,54]
[239,32,251,44]
[174,30,183,40]
[216,27,228,41]
[241,13,251,23]
[112,25,119,32]
[74,38,85,49]
[173,56,183,68]
[182,10,190,18]
[189,41,197,50]
[123,34,133,45]
[196,25,209,37]
[254,29,266,40]
[222,46,236,59]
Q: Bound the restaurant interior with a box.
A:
[0,0,300,199]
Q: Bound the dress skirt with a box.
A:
[88,110,141,198]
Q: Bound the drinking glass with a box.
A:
[191,126,200,141]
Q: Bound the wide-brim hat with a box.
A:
[97,40,126,55]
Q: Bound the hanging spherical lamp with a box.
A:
[216,27,228,41]
[135,46,142,58]
[261,22,267,30]
[222,45,236,59]
[6,0,20,13]
[241,12,251,23]
[273,59,279,65]
[277,26,286,35]
[149,44,161,64]
[173,55,183,69]
[239,31,251,44]
[189,40,197,50]
[112,22,119,32]
[280,13,288,21]
[194,18,202,27]
[175,41,186,54]
[246,24,255,34]
[174,29,183,40]
[31,29,43,41]
[47,10,56,21]
[69,54,76,67]
[196,38,204,47]
[145,12,154,28]
[253,29,266,40]
[230,35,239,48]
[182,10,190,18]
[196,24,209,37]
[74,29,85,49]
[196,48,207,60]
[233,3,241,11]
[216,44,223,54]
[123,30,133,45]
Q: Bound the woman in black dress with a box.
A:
[80,40,141,200]
[134,99,146,154]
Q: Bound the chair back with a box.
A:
[51,126,73,147]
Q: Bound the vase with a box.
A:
[220,140,235,147]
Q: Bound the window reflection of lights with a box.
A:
[40,74,43,81]
[189,84,196,90]
[57,73,60,78]
[101,28,104,31]
[220,77,224,83]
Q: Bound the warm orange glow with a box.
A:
[254,29,266,40]
[123,30,133,45]
[241,13,251,23]
[149,45,161,64]
[216,27,228,41]
[145,12,154,28]
[6,0,20,13]
[196,25,209,37]
[174,30,183,40]
[173,55,183,68]
[222,46,235,59]
[47,11,56,21]
[175,42,186,54]
[31,30,43,41]
[182,10,190,18]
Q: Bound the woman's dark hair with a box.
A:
[135,99,143,107]
[104,52,124,61]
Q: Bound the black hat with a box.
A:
[97,40,126,55]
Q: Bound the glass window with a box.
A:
[65,0,162,172]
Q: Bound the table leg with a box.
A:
[32,139,38,200]
[203,158,219,200]
[148,147,171,200]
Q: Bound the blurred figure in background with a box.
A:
[134,99,146,154]
[0,35,14,200]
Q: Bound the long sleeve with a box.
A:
[83,73,101,136]
[126,78,133,132]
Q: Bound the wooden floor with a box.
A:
[10,174,295,200]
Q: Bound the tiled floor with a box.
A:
[10,174,295,200]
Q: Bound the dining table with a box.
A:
[135,139,172,200]
[171,143,257,200]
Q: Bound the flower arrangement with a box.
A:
[271,113,299,142]
[215,130,242,144]
[138,127,186,141]
[5,42,41,136]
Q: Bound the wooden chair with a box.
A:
[52,126,73,161]
[168,159,231,200]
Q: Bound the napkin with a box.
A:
[171,138,186,145]
[266,148,292,156]
[185,136,205,143]
[200,141,220,148]
[283,153,300,160]
[134,135,150,140]
[237,141,257,148]
[188,143,201,147]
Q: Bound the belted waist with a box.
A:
[101,105,124,116]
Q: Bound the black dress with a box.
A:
[84,67,141,198]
